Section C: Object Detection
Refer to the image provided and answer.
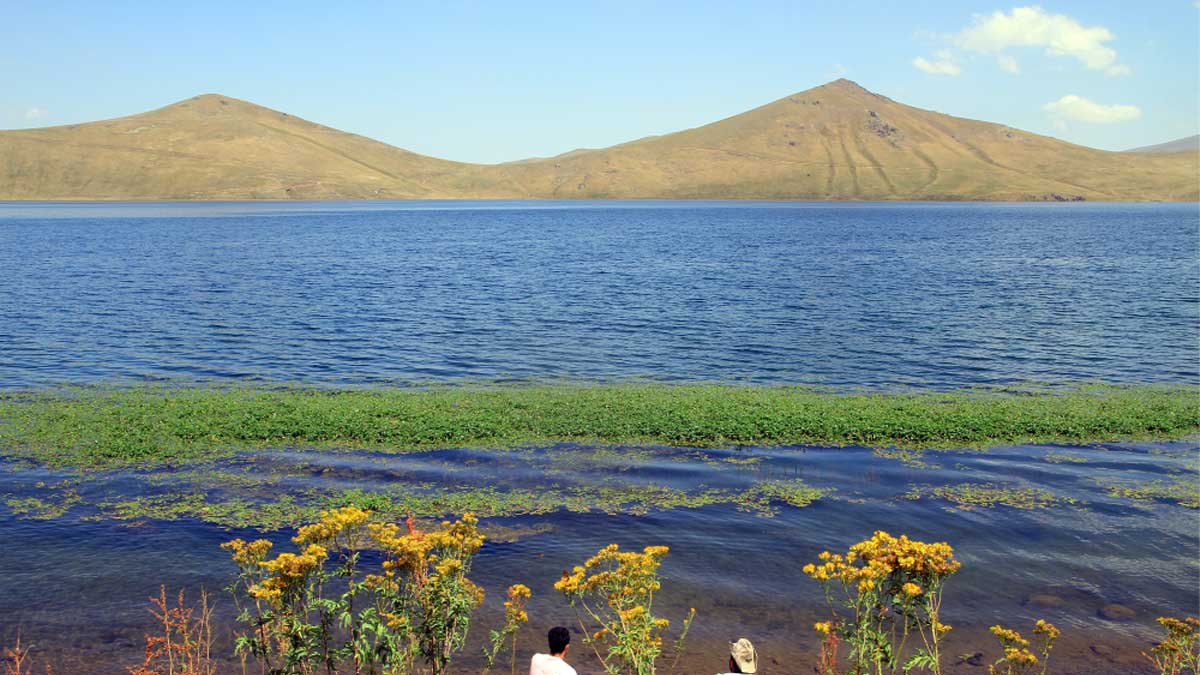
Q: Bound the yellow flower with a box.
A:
[989,625,1029,647]
[618,605,646,623]
[902,582,923,597]
[222,538,273,566]
[503,584,531,626]
[813,621,832,635]
[294,506,370,547]
[248,581,282,602]
[1033,619,1060,641]
[1003,647,1038,665]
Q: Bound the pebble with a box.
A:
[957,652,985,667]
[1098,603,1137,621]
[1024,593,1066,609]
[1090,643,1119,660]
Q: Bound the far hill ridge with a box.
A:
[1124,134,1200,154]
[1,80,1196,201]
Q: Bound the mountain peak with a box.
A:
[156,93,265,117]
[826,78,867,90]
[1,83,1196,201]
[807,78,880,100]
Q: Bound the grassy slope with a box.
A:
[0,94,471,200]
[1,81,1196,201]
[0,384,1195,468]
[477,80,1200,200]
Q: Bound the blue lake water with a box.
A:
[0,200,1197,674]
[0,200,1196,388]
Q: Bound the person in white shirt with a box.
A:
[529,626,577,675]
[716,637,758,675]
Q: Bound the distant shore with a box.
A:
[1,383,1195,469]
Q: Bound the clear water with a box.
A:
[0,200,1197,674]
[0,441,1196,674]
[0,200,1196,388]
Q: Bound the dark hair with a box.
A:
[548,626,571,655]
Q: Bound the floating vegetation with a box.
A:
[3,490,81,519]
[1044,452,1090,464]
[93,492,320,530]
[906,483,1076,510]
[720,455,763,466]
[732,478,829,516]
[1148,446,1196,459]
[0,383,1195,469]
[2,475,831,530]
[1106,480,1200,509]
[875,447,939,469]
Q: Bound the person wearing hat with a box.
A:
[717,637,758,674]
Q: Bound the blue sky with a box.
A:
[2,1,1197,163]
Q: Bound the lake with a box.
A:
[0,200,1196,674]
[0,200,1196,388]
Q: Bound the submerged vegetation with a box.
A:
[904,483,1078,511]
[0,383,1195,469]
[54,477,830,530]
[1105,480,1200,509]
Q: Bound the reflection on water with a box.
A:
[1,440,1196,674]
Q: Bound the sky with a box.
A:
[1,1,1197,164]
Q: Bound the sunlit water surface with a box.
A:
[0,200,1197,673]
[0,200,1196,387]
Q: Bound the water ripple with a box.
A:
[0,201,1196,388]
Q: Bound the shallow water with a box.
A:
[1,200,1197,388]
[1,440,1196,674]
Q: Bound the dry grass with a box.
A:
[2,633,50,675]
[1,80,1195,201]
[129,586,216,675]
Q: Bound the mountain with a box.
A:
[0,94,469,199]
[1124,135,1200,154]
[2,80,1196,201]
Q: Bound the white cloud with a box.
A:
[24,107,49,120]
[913,50,962,75]
[1104,64,1131,77]
[1043,94,1141,123]
[997,54,1020,73]
[955,6,1128,74]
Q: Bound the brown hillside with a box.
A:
[1,81,1196,201]
[470,80,1199,201]
[0,94,468,200]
